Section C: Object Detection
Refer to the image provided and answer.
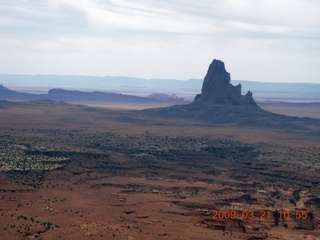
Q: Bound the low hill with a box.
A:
[0,85,188,104]
[146,93,187,103]
[0,84,40,100]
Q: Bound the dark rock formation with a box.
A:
[194,59,256,106]
[138,59,320,131]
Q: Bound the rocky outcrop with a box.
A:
[139,59,320,130]
[194,59,256,106]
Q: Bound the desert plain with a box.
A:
[0,98,319,240]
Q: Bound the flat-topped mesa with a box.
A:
[194,59,256,106]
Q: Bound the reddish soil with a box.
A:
[0,101,319,240]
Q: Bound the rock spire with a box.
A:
[194,59,256,105]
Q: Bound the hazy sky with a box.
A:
[0,0,319,83]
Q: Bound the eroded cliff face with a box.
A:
[194,59,256,106]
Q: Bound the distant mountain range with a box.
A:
[0,84,188,104]
[0,74,319,100]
